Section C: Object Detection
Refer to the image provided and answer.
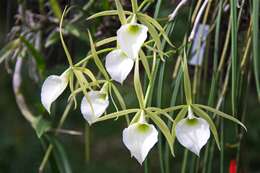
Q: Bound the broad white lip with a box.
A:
[176,117,210,156]
[122,118,158,164]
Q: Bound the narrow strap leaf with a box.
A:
[163,105,187,113]
[194,104,246,130]
[134,58,145,109]
[95,109,140,122]
[88,31,110,80]
[252,0,260,101]
[140,50,152,80]
[131,0,138,13]
[146,107,174,122]
[148,111,175,156]
[137,13,175,47]
[182,51,192,105]
[115,0,127,24]
[96,37,117,47]
[87,10,132,20]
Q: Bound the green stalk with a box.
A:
[165,70,183,173]
[143,0,162,172]
[252,0,260,101]
[230,0,238,115]
[181,149,189,173]
[85,123,90,163]
[220,118,224,173]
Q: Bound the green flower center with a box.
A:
[186,118,198,126]
[128,25,140,34]
[99,93,107,100]
[137,124,150,133]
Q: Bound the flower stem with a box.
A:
[181,149,188,173]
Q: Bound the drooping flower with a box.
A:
[117,23,148,59]
[41,70,69,113]
[122,115,158,164]
[80,89,109,125]
[105,23,148,84]
[105,49,134,84]
[175,107,210,156]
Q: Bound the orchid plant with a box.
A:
[38,0,246,169]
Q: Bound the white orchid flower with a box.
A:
[80,89,109,125]
[117,23,148,59]
[105,49,134,84]
[123,115,158,164]
[176,107,210,156]
[41,70,70,113]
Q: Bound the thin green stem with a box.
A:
[59,6,73,66]
[181,149,188,173]
[230,0,238,115]
[85,123,90,163]
[252,0,260,101]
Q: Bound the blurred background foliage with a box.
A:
[0,0,260,173]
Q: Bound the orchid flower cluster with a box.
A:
[40,1,246,165]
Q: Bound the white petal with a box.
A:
[41,71,69,113]
[80,91,109,125]
[176,117,210,156]
[105,49,134,84]
[123,122,158,164]
[117,23,148,59]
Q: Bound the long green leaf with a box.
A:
[134,58,145,109]
[138,17,163,60]
[140,50,151,80]
[137,13,174,47]
[115,0,127,24]
[230,0,238,114]
[194,104,247,130]
[148,111,174,156]
[95,109,140,122]
[87,10,132,20]
[182,51,192,105]
[252,0,260,101]
[88,31,110,80]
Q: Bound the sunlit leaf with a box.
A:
[148,111,174,156]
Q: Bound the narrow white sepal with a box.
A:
[105,49,134,84]
[80,90,109,125]
[117,23,148,59]
[122,121,158,164]
[41,71,69,113]
[176,117,210,156]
